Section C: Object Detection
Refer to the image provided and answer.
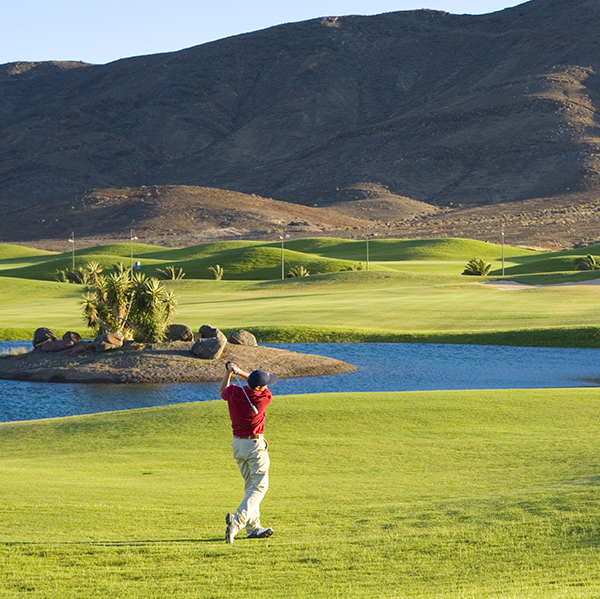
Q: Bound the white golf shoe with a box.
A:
[247,526,274,539]
[225,513,241,543]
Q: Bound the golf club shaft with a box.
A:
[232,371,259,415]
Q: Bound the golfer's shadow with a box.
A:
[2,538,225,547]
[84,538,225,546]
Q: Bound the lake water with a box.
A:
[1,341,599,423]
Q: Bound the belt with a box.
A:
[234,434,263,440]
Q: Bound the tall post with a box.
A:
[130,229,138,280]
[280,231,290,279]
[501,224,505,277]
[68,232,75,269]
[280,234,285,280]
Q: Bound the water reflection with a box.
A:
[0,342,599,423]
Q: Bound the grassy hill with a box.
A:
[0,240,386,281]
[1,388,599,597]
[5,237,591,282]
[0,237,599,346]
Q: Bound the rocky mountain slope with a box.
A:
[2,0,600,248]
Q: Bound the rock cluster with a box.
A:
[34,328,82,352]
[31,324,259,361]
[192,325,258,360]
[166,324,193,342]
[93,331,124,352]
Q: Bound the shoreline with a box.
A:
[0,341,357,384]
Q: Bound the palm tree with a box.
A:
[86,261,103,287]
[80,264,178,342]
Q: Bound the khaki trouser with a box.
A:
[232,437,270,535]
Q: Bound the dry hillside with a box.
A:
[2,0,600,248]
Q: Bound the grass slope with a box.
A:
[0,244,55,260]
[4,237,598,280]
[0,276,84,338]
[284,237,536,260]
[1,238,600,346]
[0,241,381,281]
[1,269,600,345]
[0,388,600,597]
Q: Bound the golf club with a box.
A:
[226,362,259,415]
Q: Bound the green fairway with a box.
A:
[2,270,600,345]
[1,238,600,345]
[0,388,599,597]
[2,237,600,281]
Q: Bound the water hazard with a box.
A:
[0,341,599,423]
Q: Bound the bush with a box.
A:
[287,265,310,277]
[341,263,366,271]
[463,258,491,276]
[156,265,186,280]
[208,265,224,280]
[54,262,103,285]
[81,264,178,343]
[574,255,600,271]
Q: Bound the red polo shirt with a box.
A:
[221,385,272,437]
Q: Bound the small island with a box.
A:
[0,260,357,384]
[0,339,357,384]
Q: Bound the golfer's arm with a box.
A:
[219,371,233,397]
[233,367,251,380]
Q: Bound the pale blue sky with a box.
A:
[3,0,528,66]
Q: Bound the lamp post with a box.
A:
[68,232,75,269]
[279,231,290,279]
[501,224,505,277]
[130,229,138,280]
[366,233,377,271]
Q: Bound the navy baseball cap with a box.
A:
[248,369,277,388]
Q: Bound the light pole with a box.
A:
[68,232,75,269]
[366,233,377,271]
[279,231,290,279]
[501,224,505,277]
[130,229,138,280]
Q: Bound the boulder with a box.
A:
[191,337,227,360]
[229,329,258,347]
[166,324,193,342]
[198,324,227,344]
[93,331,124,352]
[40,331,82,352]
[33,327,58,349]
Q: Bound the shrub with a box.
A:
[574,254,600,271]
[81,264,178,343]
[54,262,103,285]
[341,263,366,271]
[208,265,224,280]
[156,265,186,280]
[287,265,310,277]
[463,258,491,276]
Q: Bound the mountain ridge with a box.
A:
[2,0,600,247]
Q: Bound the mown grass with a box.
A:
[0,388,600,597]
[2,269,600,346]
[240,324,600,347]
[2,237,600,280]
[168,272,600,341]
[1,238,600,346]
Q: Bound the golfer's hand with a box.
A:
[227,362,239,374]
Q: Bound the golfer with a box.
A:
[219,361,277,543]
